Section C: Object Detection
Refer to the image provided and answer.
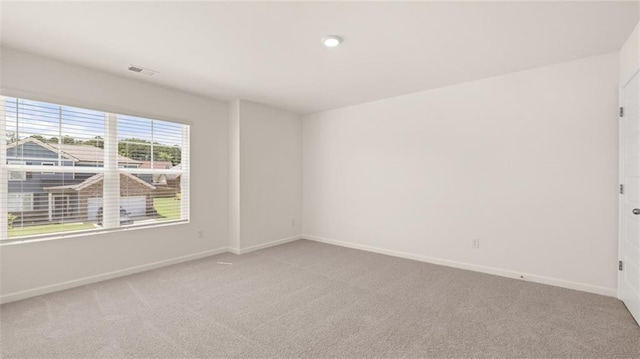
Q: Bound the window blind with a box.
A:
[0,96,190,241]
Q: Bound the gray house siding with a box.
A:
[8,142,90,225]
[8,142,81,196]
[7,139,162,226]
[8,142,61,160]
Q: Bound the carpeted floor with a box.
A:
[1,239,639,358]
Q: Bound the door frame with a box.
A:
[618,67,640,324]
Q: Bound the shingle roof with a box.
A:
[138,160,174,169]
[7,137,141,165]
[43,173,157,191]
[48,143,141,165]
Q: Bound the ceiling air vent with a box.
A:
[128,65,158,76]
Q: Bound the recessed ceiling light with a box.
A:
[321,35,343,48]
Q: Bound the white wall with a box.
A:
[0,46,624,300]
[0,48,229,301]
[620,22,640,86]
[303,53,620,296]
[231,100,302,252]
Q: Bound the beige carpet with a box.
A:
[1,239,639,358]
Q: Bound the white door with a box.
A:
[120,196,146,217]
[619,71,640,325]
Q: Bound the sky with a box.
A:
[3,97,185,147]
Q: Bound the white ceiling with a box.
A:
[1,1,637,114]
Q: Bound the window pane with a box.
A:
[60,105,106,168]
[6,171,101,239]
[117,115,185,169]
[8,193,31,212]
[5,97,106,168]
[8,98,60,146]
[8,161,25,181]
[2,96,189,241]
[121,172,184,225]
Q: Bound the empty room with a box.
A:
[1,1,639,358]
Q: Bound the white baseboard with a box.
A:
[4,234,612,304]
[303,235,617,298]
[0,247,229,304]
[1,235,305,304]
[233,234,302,255]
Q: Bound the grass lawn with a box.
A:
[7,197,181,238]
[153,196,181,220]
[8,223,96,238]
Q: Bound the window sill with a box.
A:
[0,219,190,246]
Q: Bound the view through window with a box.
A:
[1,96,190,241]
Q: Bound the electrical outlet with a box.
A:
[198,230,204,239]
[472,238,480,249]
[292,219,296,227]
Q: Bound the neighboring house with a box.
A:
[138,160,173,185]
[43,173,157,224]
[138,160,181,197]
[165,164,182,189]
[6,137,157,225]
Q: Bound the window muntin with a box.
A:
[1,96,190,241]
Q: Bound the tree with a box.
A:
[83,136,104,149]
[29,135,48,142]
[60,135,77,144]
[6,131,18,144]
[7,213,17,229]
[119,138,152,161]
[118,138,181,165]
[156,151,174,162]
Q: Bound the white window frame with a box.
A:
[8,160,26,181]
[7,193,34,212]
[0,96,190,242]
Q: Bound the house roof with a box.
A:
[139,160,174,169]
[7,137,142,165]
[166,164,182,180]
[7,137,78,161]
[51,143,142,165]
[43,173,157,192]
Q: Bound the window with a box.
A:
[8,160,25,180]
[1,96,190,241]
[41,161,55,174]
[7,193,33,212]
